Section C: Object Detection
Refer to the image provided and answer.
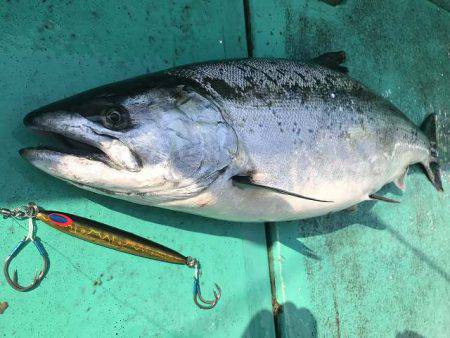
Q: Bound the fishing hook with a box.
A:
[187,257,221,310]
[3,203,49,292]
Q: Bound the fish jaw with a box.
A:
[20,109,155,195]
[23,110,141,172]
[19,148,136,193]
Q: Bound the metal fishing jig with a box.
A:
[1,203,221,309]
[1,203,49,291]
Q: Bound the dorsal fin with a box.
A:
[232,176,333,203]
[311,51,348,74]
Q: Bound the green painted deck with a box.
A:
[0,1,448,337]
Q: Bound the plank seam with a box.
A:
[242,0,254,57]
[265,222,282,338]
[243,2,280,335]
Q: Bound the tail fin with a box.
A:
[420,114,443,191]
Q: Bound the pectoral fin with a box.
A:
[232,175,333,203]
[369,194,400,203]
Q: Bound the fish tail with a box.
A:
[420,113,443,191]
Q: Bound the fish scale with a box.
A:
[169,59,362,103]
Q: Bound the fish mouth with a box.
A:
[20,139,115,170]
[20,110,142,189]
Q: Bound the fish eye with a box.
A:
[101,107,129,130]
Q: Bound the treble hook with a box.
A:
[187,257,221,310]
[3,204,49,292]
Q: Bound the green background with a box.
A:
[0,1,448,337]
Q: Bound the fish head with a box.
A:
[21,79,238,203]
